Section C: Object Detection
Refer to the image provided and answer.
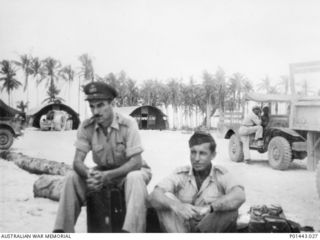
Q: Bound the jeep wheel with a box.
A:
[228,134,244,162]
[268,136,292,170]
[316,163,320,198]
[0,129,14,150]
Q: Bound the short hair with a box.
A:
[262,106,269,113]
[252,105,261,111]
[189,131,217,153]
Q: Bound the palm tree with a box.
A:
[278,75,289,94]
[42,82,64,104]
[78,53,94,82]
[16,100,28,113]
[117,71,130,106]
[78,54,94,118]
[257,76,272,93]
[40,57,61,87]
[60,65,75,103]
[158,81,170,116]
[0,60,22,106]
[14,54,33,91]
[140,79,163,107]
[39,57,62,103]
[193,84,206,127]
[30,57,43,105]
[167,79,182,129]
[126,78,139,106]
[14,55,33,107]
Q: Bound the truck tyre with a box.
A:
[229,134,244,162]
[268,136,291,170]
[0,129,14,150]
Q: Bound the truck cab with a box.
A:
[219,93,307,170]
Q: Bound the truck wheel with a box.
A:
[316,163,320,198]
[0,129,14,150]
[268,136,292,170]
[228,134,244,162]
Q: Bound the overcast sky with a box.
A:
[1,0,320,107]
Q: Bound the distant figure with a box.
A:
[261,106,270,129]
[149,131,245,233]
[53,81,152,233]
[238,106,263,164]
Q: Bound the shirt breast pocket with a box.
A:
[202,185,221,204]
[92,144,106,165]
[113,142,126,164]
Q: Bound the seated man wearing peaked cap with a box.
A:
[53,81,152,233]
[149,131,245,232]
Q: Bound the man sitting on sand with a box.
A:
[149,131,245,233]
[53,81,152,233]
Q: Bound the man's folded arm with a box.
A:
[149,187,178,210]
[73,149,89,179]
[210,186,245,212]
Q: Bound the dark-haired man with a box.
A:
[53,82,152,233]
[149,132,245,233]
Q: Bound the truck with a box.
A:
[218,92,308,170]
[0,100,25,150]
[289,96,320,196]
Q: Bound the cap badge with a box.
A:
[88,84,97,94]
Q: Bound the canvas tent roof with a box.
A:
[28,102,80,129]
[115,105,167,116]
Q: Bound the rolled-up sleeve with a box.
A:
[74,124,91,154]
[125,119,144,158]
[155,173,180,193]
[219,172,244,194]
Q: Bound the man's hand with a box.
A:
[194,205,211,217]
[86,169,103,191]
[101,171,113,185]
[171,202,199,220]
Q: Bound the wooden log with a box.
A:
[0,151,72,176]
[0,151,22,162]
[33,175,65,201]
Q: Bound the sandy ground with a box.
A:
[0,128,319,232]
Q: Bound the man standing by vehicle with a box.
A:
[149,131,245,232]
[238,106,263,164]
[53,81,152,233]
[261,106,270,129]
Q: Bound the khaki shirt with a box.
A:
[74,112,147,168]
[242,111,261,126]
[156,165,243,207]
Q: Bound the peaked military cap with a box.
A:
[83,82,118,101]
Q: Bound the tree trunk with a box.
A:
[206,96,212,129]
[8,91,11,106]
[15,156,71,176]
[33,175,65,201]
[0,151,72,176]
